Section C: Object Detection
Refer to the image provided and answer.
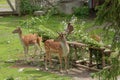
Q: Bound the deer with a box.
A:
[90,34,101,42]
[44,32,70,73]
[65,23,74,36]
[12,27,42,60]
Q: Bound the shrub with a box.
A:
[20,16,58,40]
[20,0,41,14]
[73,6,89,18]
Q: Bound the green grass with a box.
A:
[0,0,15,4]
[0,15,72,80]
[0,0,6,4]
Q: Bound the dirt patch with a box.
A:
[10,59,97,80]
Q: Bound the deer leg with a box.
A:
[39,42,42,53]
[24,47,26,60]
[49,53,53,68]
[34,44,38,56]
[58,54,63,72]
[64,56,68,73]
[24,46,28,60]
[45,52,49,70]
[35,43,43,57]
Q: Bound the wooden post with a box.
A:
[74,45,78,60]
[89,48,93,67]
[102,50,105,67]
[15,0,21,16]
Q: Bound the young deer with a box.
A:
[44,32,69,73]
[12,27,42,60]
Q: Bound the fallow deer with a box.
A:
[44,32,70,73]
[12,27,42,60]
[90,34,101,42]
[65,23,74,35]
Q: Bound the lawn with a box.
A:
[0,0,15,9]
[0,0,6,4]
[0,15,72,80]
[0,0,15,4]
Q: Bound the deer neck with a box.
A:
[60,39,69,56]
[18,32,24,46]
[18,32,22,38]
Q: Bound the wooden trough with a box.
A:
[67,41,112,71]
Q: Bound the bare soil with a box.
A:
[10,60,97,80]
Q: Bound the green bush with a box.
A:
[20,16,57,40]
[20,0,41,14]
[73,6,89,18]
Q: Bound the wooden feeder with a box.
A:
[89,47,112,69]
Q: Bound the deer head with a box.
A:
[56,32,67,42]
[12,27,22,34]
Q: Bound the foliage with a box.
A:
[73,6,89,18]
[67,16,103,47]
[20,0,41,14]
[92,55,120,80]
[94,0,120,80]
[20,17,57,40]
[20,14,103,47]
[96,0,120,49]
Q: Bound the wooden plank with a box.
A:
[72,63,100,72]
[67,41,87,47]
[0,11,16,16]
[7,0,15,12]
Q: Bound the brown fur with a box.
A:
[12,27,42,60]
[91,34,101,42]
[44,33,69,72]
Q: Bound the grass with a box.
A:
[0,0,15,9]
[0,0,6,4]
[0,0,15,4]
[0,15,72,80]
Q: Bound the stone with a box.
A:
[33,11,45,16]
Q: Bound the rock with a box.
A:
[33,11,45,16]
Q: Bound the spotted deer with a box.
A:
[44,32,70,73]
[12,27,42,60]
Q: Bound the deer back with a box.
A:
[44,39,62,53]
[22,34,40,46]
